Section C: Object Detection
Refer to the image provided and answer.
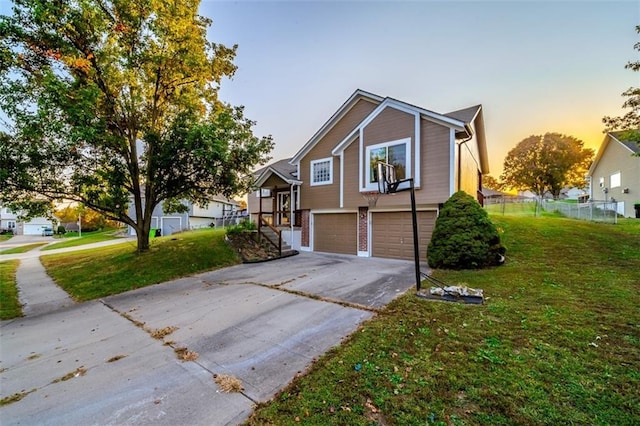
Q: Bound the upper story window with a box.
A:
[610,172,621,188]
[365,138,410,190]
[310,158,333,186]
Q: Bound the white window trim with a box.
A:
[610,171,621,188]
[362,138,412,192]
[310,157,333,186]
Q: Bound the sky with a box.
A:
[199,0,639,177]
[0,0,638,178]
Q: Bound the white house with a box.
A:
[127,196,241,237]
[0,205,53,235]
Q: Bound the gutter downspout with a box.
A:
[290,183,294,243]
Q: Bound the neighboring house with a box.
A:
[0,205,53,235]
[560,187,588,201]
[248,89,490,260]
[481,188,508,205]
[588,132,640,218]
[127,196,241,237]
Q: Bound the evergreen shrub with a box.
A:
[427,191,505,269]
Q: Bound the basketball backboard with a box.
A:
[376,162,398,194]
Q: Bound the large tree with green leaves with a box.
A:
[0,0,273,252]
[602,25,640,151]
[500,133,594,199]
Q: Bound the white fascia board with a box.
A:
[414,111,421,188]
[450,128,456,196]
[339,152,345,208]
[291,90,383,164]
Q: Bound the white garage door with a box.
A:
[23,224,45,235]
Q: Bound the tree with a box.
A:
[0,0,273,252]
[427,191,505,270]
[602,25,640,152]
[500,133,594,199]
[482,175,502,191]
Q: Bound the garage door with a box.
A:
[313,213,357,255]
[372,211,437,260]
[161,217,182,236]
[23,224,45,235]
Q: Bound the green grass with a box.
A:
[0,234,13,242]
[42,228,119,251]
[0,243,48,255]
[0,260,22,320]
[41,228,239,301]
[246,215,640,425]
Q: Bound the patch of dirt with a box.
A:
[226,232,281,262]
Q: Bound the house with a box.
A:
[0,205,53,235]
[127,196,241,237]
[588,132,640,218]
[248,89,490,260]
[560,187,589,201]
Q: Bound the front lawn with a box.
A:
[41,228,239,301]
[0,260,22,320]
[0,243,48,255]
[42,228,120,251]
[246,215,640,425]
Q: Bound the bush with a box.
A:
[427,191,505,269]
[57,225,66,235]
[226,219,257,235]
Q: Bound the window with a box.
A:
[255,188,271,197]
[365,139,410,190]
[310,158,333,186]
[610,172,621,188]
[7,221,15,229]
[599,177,604,188]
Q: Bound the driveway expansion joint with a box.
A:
[238,281,382,313]
[99,299,259,405]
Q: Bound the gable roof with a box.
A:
[254,157,301,187]
[445,105,481,124]
[588,131,639,175]
[291,89,490,174]
[290,89,383,164]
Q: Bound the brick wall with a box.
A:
[301,209,310,247]
[358,207,368,252]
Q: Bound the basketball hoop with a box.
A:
[361,191,380,208]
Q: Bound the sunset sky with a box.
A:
[201,0,639,177]
[0,0,637,178]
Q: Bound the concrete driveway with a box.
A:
[0,252,416,425]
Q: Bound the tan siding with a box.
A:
[459,140,481,198]
[248,192,272,215]
[313,213,357,254]
[263,174,289,188]
[591,139,640,217]
[342,141,362,208]
[301,99,378,210]
[371,211,437,260]
[418,119,451,203]
[360,107,415,190]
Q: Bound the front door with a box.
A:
[277,192,291,225]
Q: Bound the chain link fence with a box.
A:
[484,195,620,224]
[540,199,619,224]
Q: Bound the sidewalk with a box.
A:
[2,237,136,317]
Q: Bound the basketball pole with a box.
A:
[378,162,421,292]
[408,179,421,292]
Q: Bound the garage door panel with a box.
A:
[372,211,436,260]
[314,213,357,255]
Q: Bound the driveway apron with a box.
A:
[0,252,415,425]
